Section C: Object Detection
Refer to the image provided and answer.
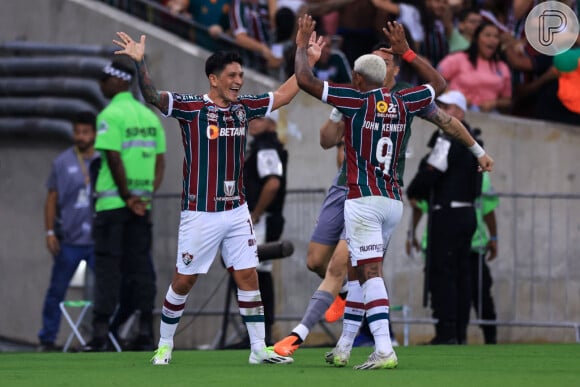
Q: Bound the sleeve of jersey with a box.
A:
[241,92,273,120]
[323,82,362,117]
[168,92,203,121]
[95,115,121,152]
[398,84,435,113]
[257,148,283,178]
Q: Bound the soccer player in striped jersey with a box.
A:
[112,30,323,365]
[293,15,494,370]
[273,43,485,361]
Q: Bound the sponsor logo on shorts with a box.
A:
[182,252,193,265]
[248,238,256,247]
[359,243,384,253]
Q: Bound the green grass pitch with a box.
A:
[2,344,579,387]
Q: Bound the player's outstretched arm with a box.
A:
[294,14,325,99]
[113,32,169,114]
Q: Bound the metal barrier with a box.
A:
[150,190,580,346]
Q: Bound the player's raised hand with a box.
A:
[306,30,325,65]
[113,32,146,62]
[382,21,410,55]
[296,14,316,49]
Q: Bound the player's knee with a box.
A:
[306,254,326,277]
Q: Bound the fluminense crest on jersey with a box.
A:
[181,252,193,265]
[234,105,246,124]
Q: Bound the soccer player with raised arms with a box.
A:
[112,30,323,365]
[293,15,493,369]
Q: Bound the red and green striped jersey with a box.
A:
[323,82,434,201]
[168,92,273,212]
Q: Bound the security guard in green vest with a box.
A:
[83,59,166,351]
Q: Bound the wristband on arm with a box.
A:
[468,142,486,158]
[329,108,343,123]
[402,48,417,63]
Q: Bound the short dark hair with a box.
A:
[371,41,401,67]
[73,111,96,131]
[205,51,243,77]
[458,7,480,22]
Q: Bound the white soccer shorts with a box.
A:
[344,196,403,267]
[176,203,259,274]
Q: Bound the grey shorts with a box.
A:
[310,183,347,245]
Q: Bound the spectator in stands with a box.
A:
[38,112,98,352]
[486,0,537,117]
[438,21,511,112]
[313,0,382,67]
[418,0,452,66]
[163,0,191,17]
[520,47,580,126]
[311,33,352,84]
[449,7,482,52]
[190,0,231,51]
[229,0,283,73]
[499,30,553,118]
[370,0,425,50]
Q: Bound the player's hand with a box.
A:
[477,154,494,172]
[46,234,60,256]
[296,14,316,49]
[306,30,325,66]
[113,32,146,62]
[381,21,410,55]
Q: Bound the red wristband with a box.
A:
[402,48,417,63]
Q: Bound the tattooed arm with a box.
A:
[112,32,169,114]
[422,105,495,172]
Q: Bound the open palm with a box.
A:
[113,31,146,62]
